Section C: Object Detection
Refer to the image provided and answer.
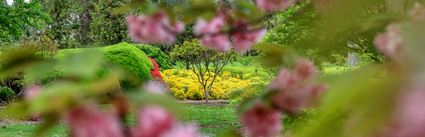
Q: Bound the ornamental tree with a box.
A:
[171,39,237,103]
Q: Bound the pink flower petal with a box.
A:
[294,59,317,80]
[199,34,231,51]
[241,102,282,137]
[194,16,226,35]
[232,29,266,52]
[24,85,42,100]
[373,24,403,59]
[132,106,176,137]
[64,105,124,137]
[126,12,185,44]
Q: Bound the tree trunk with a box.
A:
[185,62,190,70]
[203,86,209,103]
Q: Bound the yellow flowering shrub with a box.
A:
[162,69,262,100]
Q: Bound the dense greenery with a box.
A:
[0,86,15,103]
[136,44,173,70]
[0,0,51,44]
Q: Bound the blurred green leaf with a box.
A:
[256,43,297,67]
[181,0,217,23]
[217,129,243,137]
[24,60,56,84]
[294,64,401,137]
[399,20,425,68]
[0,47,44,79]
[113,0,146,14]
[59,49,104,78]
[0,102,30,119]
[28,73,121,114]
[128,92,186,118]
[233,0,263,22]
[33,114,59,137]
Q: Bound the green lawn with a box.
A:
[0,104,239,137]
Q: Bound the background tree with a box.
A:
[89,0,129,46]
[0,0,51,44]
[43,0,81,48]
[171,39,237,103]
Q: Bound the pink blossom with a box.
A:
[241,102,282,137]
[126,12,184,44]
[373,24,403,59]
[194,16,226,35]
[257,0,296,12]
[293,59,317,80]
[232,29,266,52]
[271,84,309,114]
[194,15,231,51]
[392,86,425,137]
[64,105,124,137]
[269,62,327,114]
[143,81,168,94]
[131,106,176,137]
[269,69,299,90]
[161,123,200,137]
[24,85,42,100]
[199,34,231,51]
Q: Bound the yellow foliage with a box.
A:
[162,69,260,100]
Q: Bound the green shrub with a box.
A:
[103,42,153,81]
[0,86,15,103]
[38,42,153,84]
[135,44,173,70]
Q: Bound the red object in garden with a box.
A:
[149,57,163,80]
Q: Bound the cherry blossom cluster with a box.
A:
[193,14,267,52]
[126,0,295,52]
[373,3,425,60]
[371,3,425,137]
[373,24,404,59]
[240,59,327,137]
[126,11,185,44]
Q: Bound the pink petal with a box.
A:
[241,102,282,137]
[232,29,266,52]
[24,85,42,100]
[64,105,124,137]
[194,16,226,35]
[373,24,403,59]
[126,12,185,45]
[132,106,176,137]
[200,34,231,51]
[293,59,317,80]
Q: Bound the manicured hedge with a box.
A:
[102,42,153,81]
[40,42,153,84]
[136,44,173,70]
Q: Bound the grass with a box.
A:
[183,104,240,136]
[0,104,239,137]
[0,124,67,137]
